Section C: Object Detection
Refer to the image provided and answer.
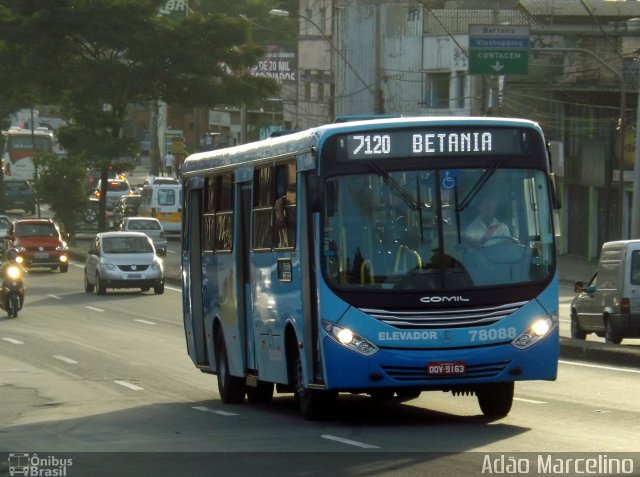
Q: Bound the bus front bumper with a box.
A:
[320,328,559,391]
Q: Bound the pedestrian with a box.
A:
[164,151,175,177]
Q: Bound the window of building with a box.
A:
[455,72,466,109]
[304,81,311,100]
[423,72,450,109]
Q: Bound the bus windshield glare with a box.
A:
[323,167,554,290]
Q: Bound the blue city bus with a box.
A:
[180,117,560,420]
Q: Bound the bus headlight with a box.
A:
[511,314,558,349]
[322,320,378,356]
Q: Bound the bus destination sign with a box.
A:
[340,128,529,160]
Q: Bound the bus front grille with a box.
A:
[359,301,527,329]
[381,360,510,381]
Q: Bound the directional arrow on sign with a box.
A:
[491,62,505,72]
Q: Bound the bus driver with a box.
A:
[464,196,511,247]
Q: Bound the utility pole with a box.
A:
[631,84,640,238]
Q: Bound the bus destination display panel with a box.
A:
[339,127,533,160]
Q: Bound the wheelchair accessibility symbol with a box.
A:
[441,171,457,190]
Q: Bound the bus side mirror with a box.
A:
[325,180,337,217]
[550,173,561,210]
[308,175,324,213]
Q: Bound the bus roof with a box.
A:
[181,116,542,175]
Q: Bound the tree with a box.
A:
[34,151,88,239]
[0,0,278,232]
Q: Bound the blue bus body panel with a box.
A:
[316,275,559,390]
[251,251,302,383]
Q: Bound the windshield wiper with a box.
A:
[456,160,502,212]
[368,162,419,211]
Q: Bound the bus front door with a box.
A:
[237,185,256,371]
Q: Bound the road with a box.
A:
[1,262,639,476]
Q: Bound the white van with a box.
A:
[571,240,640,344]
[138,177,182,234]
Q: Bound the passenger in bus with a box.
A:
[464,196,511,247]
[274,193,289,248]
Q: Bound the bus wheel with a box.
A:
[396,390,421,401]
[246,381,274,403]
[215,332,245,404]
[292,349,336,420]
[476,382,514,418]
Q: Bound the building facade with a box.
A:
[293,0,640,259]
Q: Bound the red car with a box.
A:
[4,219,69,272]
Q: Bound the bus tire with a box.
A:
[477,382,514,418]
[396,389,421,401]
[246,381,274,403]
[291,348,336,420]
[215,332,245,404]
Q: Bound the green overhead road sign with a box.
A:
[469,25,530,75]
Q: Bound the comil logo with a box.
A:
[8,453,73,476]
[420,295,470,303]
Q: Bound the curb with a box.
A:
[559,337,640,368]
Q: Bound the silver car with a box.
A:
[84,231,164,295]
[119,217,168,256]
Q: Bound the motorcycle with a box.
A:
[1,260,24,318]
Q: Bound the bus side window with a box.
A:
[253,166,274,251]
[274,162,296,249]
[215,173,234,252]
[203,175,216,252]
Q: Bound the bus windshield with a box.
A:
[323,167,554,290]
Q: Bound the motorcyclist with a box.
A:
[1,248,26,307]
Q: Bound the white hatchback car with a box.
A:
[119,217,168,256]
[84,231,164,295]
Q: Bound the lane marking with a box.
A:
[47,294,62,300]
[192,406,239,416]
[514,397,547,404]
[53,355,78,364]
[114,380,144,391]
[559,359,640,374]
[86,306,104,312]
[134,319,156,325]
[165,285,181,292]
[2,337,24,345]
[321,434,380,449]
